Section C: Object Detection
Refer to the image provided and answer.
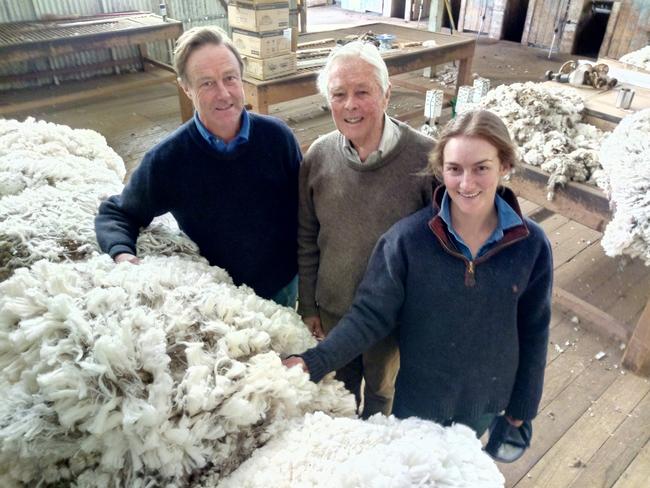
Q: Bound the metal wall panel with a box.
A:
[1,0,227,90]
[0,0,37,22]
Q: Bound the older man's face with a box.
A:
[181,43,245,142]
[327,59,389,152]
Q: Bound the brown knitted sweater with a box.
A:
[298,119,435,318]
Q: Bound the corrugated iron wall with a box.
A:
[0,0,228,90]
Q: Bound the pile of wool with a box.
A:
[0,151,121,198]
[619,45,650,72]
[478,82,605,198]
[0,119,202,281]
[0,117,125,182]
[596,109,650,264]
[212,412,504,488]
[0,178,202,280]
[0,255,355,487]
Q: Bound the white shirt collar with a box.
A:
[343,114,400,164]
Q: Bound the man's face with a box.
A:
[327,59,389,151]
[181,43,245,142]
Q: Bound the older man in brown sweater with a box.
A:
[298,41,435,417]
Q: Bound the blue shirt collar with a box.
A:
[193,109,250,154]
[439,189,523,260]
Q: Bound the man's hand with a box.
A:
[114,253,141,264]
[303,315,325,340]
[282,356,308,372]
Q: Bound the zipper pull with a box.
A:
[465,260,476,287]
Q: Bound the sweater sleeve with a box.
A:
[506,231,553,420]
[297,151,320,318]
[302,233,405,382]
[95,151,166,258]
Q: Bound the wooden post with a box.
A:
[456,55,472,90]
[177,82,194,122]
[458,0,468,33]
[623,300,650,376]
[427,0,445,32]
[405,0,413,21]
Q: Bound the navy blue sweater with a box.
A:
[303,186,553,422]
[95,113,301,299]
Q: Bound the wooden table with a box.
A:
[242,22,475,115]
[0,12,183,85]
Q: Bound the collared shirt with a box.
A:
[439,190,523,260]
[194,110,250,154]
[343,113,400,164]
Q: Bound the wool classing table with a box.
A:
[178,22,476,119]
[0,12,183,87]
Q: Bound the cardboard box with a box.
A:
[244,52,297,80]
[228,3,289,33]
[232,28,291,58]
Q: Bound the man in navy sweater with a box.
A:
[95,26,301,306]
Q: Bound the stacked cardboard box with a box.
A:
[228,0,297,80]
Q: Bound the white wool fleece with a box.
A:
[0,117,126,182]
[620,45,650,72]
[215,412,504,488]
[596,109,650,264]
[0,255,355,487]
[478,82,605,198]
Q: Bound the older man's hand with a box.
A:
[303,315,325,340]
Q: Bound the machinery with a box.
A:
[545,60,618,89]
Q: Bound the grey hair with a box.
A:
[173,26,244,83]
[317,41,390,101]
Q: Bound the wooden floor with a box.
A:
[2,11,649,486]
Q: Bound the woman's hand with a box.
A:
[282,356,308,372]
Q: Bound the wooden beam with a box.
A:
[0,56,141,83]
[509,163,611,232]
[177,82,194,122]
[0,71,176,116]
[623,300,650,376]
[553,287,630,342]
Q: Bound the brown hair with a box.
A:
[173,26,244,83]
[428,110,519,179]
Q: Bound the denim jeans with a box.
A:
[270,274,298,308]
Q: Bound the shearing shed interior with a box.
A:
[1,0,650,486]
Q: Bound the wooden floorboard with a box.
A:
[501,330,620,486]
[610,439,650,488]
[515,372,650,488]
[567,389,650,488]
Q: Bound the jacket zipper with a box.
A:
[435,231,528,288]
[465,260,476,287]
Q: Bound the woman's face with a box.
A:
[442,136,510,219]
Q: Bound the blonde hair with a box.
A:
[173,26,243,83]
[428,110,520,179]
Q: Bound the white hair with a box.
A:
[317,41,390,101]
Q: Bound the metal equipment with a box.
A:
[545,60,618,89]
